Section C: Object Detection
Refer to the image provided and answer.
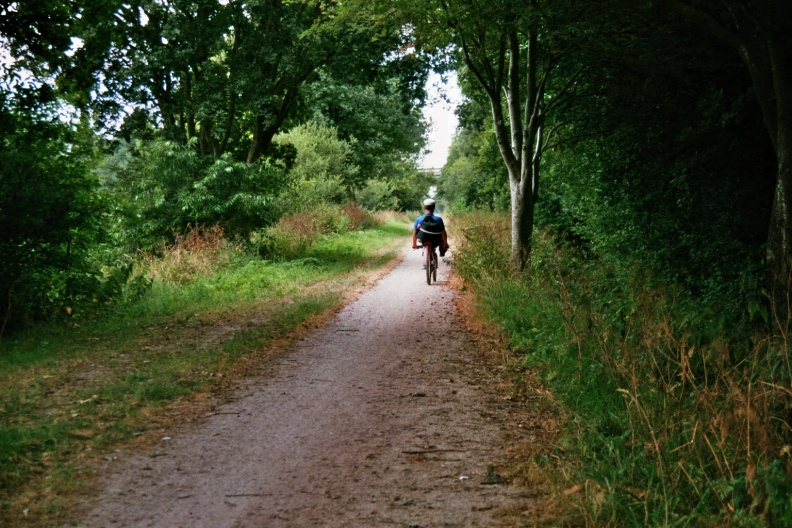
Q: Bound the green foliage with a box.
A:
[439,115,509,212]
[357,179,399,211]
[454,212,791,527]
[0,107,123,332]
[136,224,236,285]
[380,159,434,212]
[82,0,424,162]
[533,20,774,298]
[273,119,427,211]
[0,0,119,109]
[274,121,358,201]
[251,203,378,260]
[302,70,428,182]
[105,140,286,249]
[442,1,774,300]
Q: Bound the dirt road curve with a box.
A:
[79,248,532,527]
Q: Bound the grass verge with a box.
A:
[451,211,791,528]
[0,218,409,526]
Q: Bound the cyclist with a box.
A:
[412,198,449,256]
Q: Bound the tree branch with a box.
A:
[507,29,522,158]
[658,0,739,49]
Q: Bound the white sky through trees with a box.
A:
[419,71,462,170]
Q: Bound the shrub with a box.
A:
[357,179,398,211]
[274,121,359,202]
[0,112,120,333]
[342,204,378,231]
[105,140,286,250]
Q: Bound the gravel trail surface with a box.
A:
[80,248,531,527]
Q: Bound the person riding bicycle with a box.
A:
[412,198,449,256]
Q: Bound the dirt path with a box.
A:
[78,248,534,527]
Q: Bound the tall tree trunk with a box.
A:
[494,31,543,271]
[668,0,792,320]
[730,2,792,318]
[766,91,792,318]
[768,143,792,315]
[247,115,267,164]
[439,0,546,270]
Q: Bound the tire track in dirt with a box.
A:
[79,248,533,527]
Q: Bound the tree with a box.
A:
[420,0,544,269]
[93,0,328,161]
[274,121,358,203]
[1,0,124,109]
[302,70,428,186]
[371,0,587,270]
[658,0,792,309]
[88,0,421,163]
[439,117,510,212]
[1,0,131,331]
[103,139,287,247]
[0,106,113,332]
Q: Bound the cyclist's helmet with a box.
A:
[423,198,436,207]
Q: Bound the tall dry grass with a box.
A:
[140,224,237,283]
[259,203,379,258]
[452,211,792,527]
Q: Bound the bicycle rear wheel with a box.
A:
[431,251,437,282]
[425,244,432,284]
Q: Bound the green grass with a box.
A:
[452,211,791,528]
[0,219,409,526]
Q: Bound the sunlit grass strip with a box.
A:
[0,220,409,525]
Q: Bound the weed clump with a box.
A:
[253,203,378,259]
[139,224,237,284]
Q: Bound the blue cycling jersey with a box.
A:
[414,213,445,234]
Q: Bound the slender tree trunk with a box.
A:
[500,31,543,271]
[218,91,236,157]
[768,144,792,314]
[510,165,535,271]
[442,2,547,271]
[766,84,792,316]
[184,71,197,141]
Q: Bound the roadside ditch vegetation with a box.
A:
[0,207,409,526]
[451,212,792,528]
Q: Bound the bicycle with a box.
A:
[416,241,438,285]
